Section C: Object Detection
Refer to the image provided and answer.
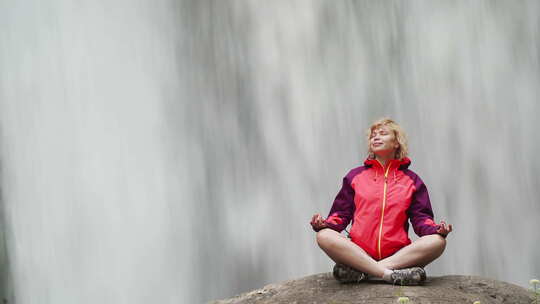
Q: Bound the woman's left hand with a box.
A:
[436,220,453,236]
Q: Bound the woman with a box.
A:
[310,118,452,285]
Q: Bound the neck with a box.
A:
[375,154,394,168]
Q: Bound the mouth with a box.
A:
[373,142,383,147]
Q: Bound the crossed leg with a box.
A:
[316,228,446,278]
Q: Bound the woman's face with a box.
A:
[369,125,399,157]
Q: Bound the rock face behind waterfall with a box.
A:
[210,273,533,304]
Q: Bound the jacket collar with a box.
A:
[364,156,411,170]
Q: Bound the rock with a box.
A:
[209,273,534,304]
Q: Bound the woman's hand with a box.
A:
[310,213,328,231]
[436,220,453,236]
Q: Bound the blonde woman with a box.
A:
[310,118,452,285]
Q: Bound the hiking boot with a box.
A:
[387,267,426,285]
[332,263,368,284]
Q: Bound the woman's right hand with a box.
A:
[310,213,328,231]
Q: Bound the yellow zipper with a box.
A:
[377,163,392,260]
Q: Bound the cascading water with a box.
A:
[0,1,539,303]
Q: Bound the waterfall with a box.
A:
[0,1,539,303]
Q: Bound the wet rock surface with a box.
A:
[210,273,533,304]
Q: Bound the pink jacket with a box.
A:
[315,157,442,260]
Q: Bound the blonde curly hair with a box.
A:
[366,118,409,160]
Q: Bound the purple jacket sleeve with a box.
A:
[407,176,442,237]
[314,174,355,233]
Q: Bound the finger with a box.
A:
[444,223,450,232]
[437,224,446,234]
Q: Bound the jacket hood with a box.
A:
[364,156,411,170]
